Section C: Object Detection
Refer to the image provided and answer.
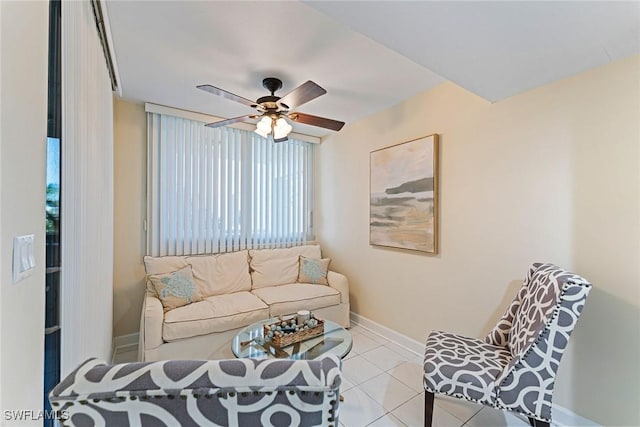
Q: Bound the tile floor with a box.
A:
[113,325,554,427]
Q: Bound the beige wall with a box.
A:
[111,57,640,423]
[318,56,640,425]
[0,0,48,421]
[113,99,147,337]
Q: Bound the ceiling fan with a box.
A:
[197,77,345,142]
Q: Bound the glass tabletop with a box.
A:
[232,318,353,360]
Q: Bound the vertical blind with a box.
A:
[61,0,114,375]
[147,112,315,256]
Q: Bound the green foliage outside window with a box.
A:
[46,183,59,234]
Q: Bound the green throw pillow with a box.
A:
[298,256,330,285]
[148,265,202,311]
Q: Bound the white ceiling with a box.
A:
[307,1,640,102]
[105,1,640,138]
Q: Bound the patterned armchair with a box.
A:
[423,263,591,427]
[49,354,341,427]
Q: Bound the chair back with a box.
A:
[485,263,538,347]
[50,354,342,426]
[507,263,591,358]
[496,263,592,420]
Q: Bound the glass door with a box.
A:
[44,1,61,425]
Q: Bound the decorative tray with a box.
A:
[263,316,324,348]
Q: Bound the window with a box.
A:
[147,112,315,256]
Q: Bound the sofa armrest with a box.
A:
[140,290,164,354]
[327,271,349,304]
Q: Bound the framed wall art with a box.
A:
[370,134,439,254]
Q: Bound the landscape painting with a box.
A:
[370,134,439,254]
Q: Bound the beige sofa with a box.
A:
[139,245,350,361]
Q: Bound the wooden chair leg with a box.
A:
[424,391,435,427]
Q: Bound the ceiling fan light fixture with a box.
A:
[255,127,269,138]
[255,116,272,138]
[254,116,292,141]
[198,78,344,139]
[273,117,293,139]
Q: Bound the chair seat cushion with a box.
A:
[251,283,341,316]
[424,331,512,404]
[163,292,269,341]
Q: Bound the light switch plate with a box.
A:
[13,234,35,284]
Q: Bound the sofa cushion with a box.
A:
[251,283,340,317]
[144,255,188,275]
[144,256,189,294]
[249,245,321,289]
[148,265,203,312]
[163,291,269,342]
[185,250,251,297]
[144,251,251,298]
[298,256,331,285]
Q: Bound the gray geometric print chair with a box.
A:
[50,354,341,427]
[423,263,591,427]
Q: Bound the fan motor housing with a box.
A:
[258,78,284,110]
[256,95,280,107]
[262,77,283,94]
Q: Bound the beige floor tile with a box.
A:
[361,345,410,372]
[359,372,418,412]
[366,413,406,426]
[392,393,464,427]
[342,355,385,386]
[352,332,383,354]
[338,387,388,427]
[461,406,530,427]
[434,395,482,424]
[388,360,425,393]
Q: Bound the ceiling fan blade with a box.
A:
[277,81,326,110]
[204,115,254,128]
[289,112,345,131]
[197,84,258,109]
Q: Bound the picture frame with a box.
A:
[370,134,439,254]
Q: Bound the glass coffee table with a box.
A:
[232,317,352,361]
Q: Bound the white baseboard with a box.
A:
[551,404,601,427]
[350,311,423,357]
[113,332,139,351]
[349,311,600,427]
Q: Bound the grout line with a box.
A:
[434,401,476,425]
[362,374,420,414]
[364,412,407,427]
